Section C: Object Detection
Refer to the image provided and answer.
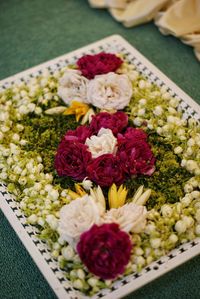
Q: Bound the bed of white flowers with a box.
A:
[0,53,200,296]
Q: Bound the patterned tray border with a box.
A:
[0,35,200,299]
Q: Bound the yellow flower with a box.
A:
[65,183,86,200]
[63,101,90,122]
[108,183,128,209]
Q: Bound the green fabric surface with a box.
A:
[0,0,200,298]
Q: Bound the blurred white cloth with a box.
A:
[88,0,200,61]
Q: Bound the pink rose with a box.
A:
[77,223,132,280]
[77,52,123,79]
[64,125,93,143]
[90,111,128,136]
[87,154,125,187]
[55,140,91,180]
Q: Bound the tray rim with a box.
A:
[0,34,200,299]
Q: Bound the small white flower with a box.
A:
[85,128,117,158]
[138,80,146,89]
[174,146,183,154]
[162,92,170,99]
[58,69,89,104]
[169,234,178,243]
[139,98,147,105]
[187,138,195,147]
[49,189,59,201]
[182,216,194,228]
[82,177,93,190]
[175,220,187,234]
[150,238,161,249]
[27,214,38,224]
[88,278,98,287]
[161,205,173,217]
[133,117,142,127]
[46,214,58,230]
[138,108,146,116]
[61,245,75,260]
[195,225,200,235]
[153,106,163,116]
[58,195,101,248]
[103,203,147,233]
[87,72,132,110]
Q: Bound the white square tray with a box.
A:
[0,35,200,299]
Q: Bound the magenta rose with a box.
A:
[87,154,125,187]
[90,111,128,136]
[77,223,132,280]
[54,140,91,180]
[117,139,155,176]
[64,125,92,143]
[77,52,123,79]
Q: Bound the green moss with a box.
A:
[20,114,78,188]
[125,133,192,210]
[20,113,191,209]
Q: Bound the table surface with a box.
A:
[0,0,200,299]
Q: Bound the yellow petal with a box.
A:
[117,188,128,207]
[108,183,119,209]
[74,184,86,196]
[67,190,80,200]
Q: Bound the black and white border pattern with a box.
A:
[0,35,200,299]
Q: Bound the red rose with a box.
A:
[64,125,92,143]
[54,140,91,180]
[117,127,147,145]
[90,111,128,136]
[77,52,123,79]
[117,139,155,176]
[77,223,132,280]
[87,154,125,187]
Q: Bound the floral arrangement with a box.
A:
[0,51,200,296]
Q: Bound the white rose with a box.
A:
[57,69,89,104]
[85,128,117,158]
[58,195,101,248]
[87,72,132,110]
[103,203,147,233]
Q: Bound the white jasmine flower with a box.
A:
[35,107,42,115]
[195,225,200,235]
[88,278,98,287]
[61,246,75,260]
[85,128,117,158]
[174,146,183,154]
[103,203,147,233]
[187,138,195,147]
[138,108,146,116]
[162,92,170,99]
[150,238,161,249]
[153,106,163,116]
[27,214,38,224]
[161,205,173,217]
[175,220,187,234]
[49,189,59,201]
[138,80,146,89]
[58,69,89,105]
[139,98,147,105]
[186,160,198,172]
[169,234,178,243]
[133,117,142,126]
[58,195,101,248]
[87,72,132,110]
[82,177,93,190]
